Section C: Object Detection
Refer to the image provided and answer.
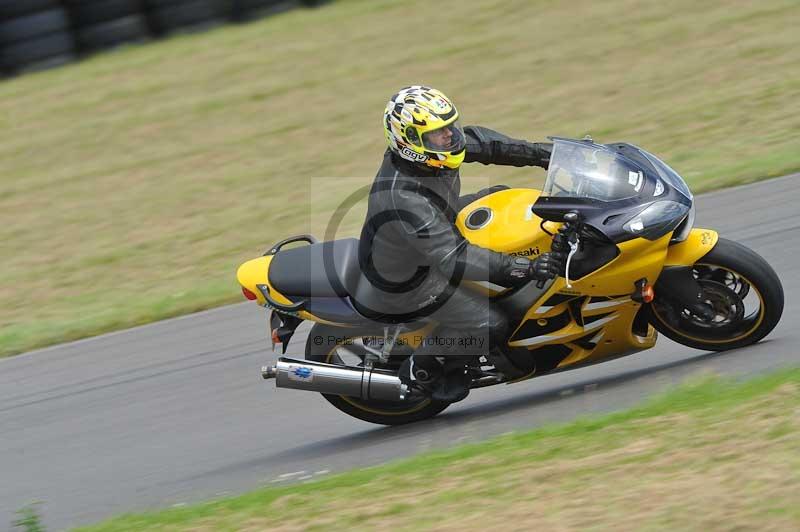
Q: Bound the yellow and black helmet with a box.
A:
[383,86,466,170]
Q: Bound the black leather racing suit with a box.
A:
[354,126,551,399]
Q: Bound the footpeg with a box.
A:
[261,365,277,379]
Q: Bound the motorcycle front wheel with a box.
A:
[305,323,451,425]
[647,237,784,351]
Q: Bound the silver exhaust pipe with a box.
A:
[262,357,408,402]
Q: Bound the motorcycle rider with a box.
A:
[356,85,564,403]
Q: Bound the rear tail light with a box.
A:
[242,287,258,301]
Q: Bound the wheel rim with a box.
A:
[323,338,433,416]
[652,263,765,344]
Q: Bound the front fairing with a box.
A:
[533,138,693,243]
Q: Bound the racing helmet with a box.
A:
[383,86,466,170]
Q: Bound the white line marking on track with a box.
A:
[277,470,307,479]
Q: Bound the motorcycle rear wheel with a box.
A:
[647,238,783,351]
[305,324,451,425]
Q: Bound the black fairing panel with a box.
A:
[534,195,689,245]
[567,238,620,279]
[670,203,696,244]
[534,141,693,244]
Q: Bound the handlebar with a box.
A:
[537,211,582,289]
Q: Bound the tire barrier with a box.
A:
[0,0,60,19]
[65,0,144,27]
[76,15,150,51]
[0,2,76,75]
[63,0,150,52]
[230,0,300,22]
[143,0,227,36]
[0,0,331,77]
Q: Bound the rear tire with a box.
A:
[305,323,450,425]
[647,237,783,351]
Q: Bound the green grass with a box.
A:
[73,368,800,531]
[2,0,799,357]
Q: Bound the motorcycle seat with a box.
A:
[268,238,361,298]
[268,238,431,326]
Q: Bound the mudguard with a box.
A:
[664,228,719,266]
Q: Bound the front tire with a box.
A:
[647,237,783,351]
[305,324,451,425]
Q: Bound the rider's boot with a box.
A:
[431,357,472,403]
[399,353,472,403]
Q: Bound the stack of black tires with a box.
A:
[230,0,300,22]
[143,0,227,36]
[64,0,149,53]
[0,0,328,77]
[0,0,76,75]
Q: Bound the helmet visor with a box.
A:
[421,120,465,152]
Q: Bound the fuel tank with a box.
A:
[455,188,555,258]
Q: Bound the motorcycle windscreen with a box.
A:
[542,140,645,202]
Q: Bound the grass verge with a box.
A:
[74,368,800,531]
[2,0,799,357]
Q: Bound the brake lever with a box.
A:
[543,211,581,289]
[564,234,580,288]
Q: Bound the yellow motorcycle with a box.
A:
[237,137,784,425]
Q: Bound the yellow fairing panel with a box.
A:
[456,188,553,256]
[237,256,272,306]
[664,228,718,266]
[236,256,321,321]
[509,279,657,365]
[569,233,672,296]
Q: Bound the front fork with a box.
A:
[654,266,716,321]
[654,228,721,320]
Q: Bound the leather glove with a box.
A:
[531,252,565,279]
[504,252,564,283]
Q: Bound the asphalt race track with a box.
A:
[1,175,798,530]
